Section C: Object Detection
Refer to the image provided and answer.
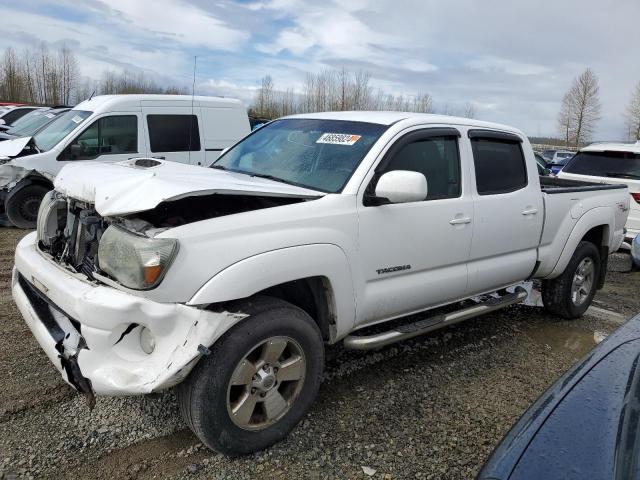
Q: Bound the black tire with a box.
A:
[5,184,49,229]
[542,241,601,319]
[177,296,324,455]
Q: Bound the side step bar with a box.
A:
[343,287,528,350]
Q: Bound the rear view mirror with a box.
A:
[374,170,428,204]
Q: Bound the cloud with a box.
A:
[0,0,639,139]
[86,0,248,52]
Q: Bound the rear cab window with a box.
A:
[469,131,527,195]
[147,114,201,152]
[563,151,640,180]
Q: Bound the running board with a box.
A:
[343,287,528,350]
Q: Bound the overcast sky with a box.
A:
[1,0,639,139]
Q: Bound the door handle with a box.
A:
[521,208,539,215]
[152,155,166,160]
[449,217,472,225]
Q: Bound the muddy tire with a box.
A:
[542,241,600,319]
[177,296,324,455]
[5,184,49,229]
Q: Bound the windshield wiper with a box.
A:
[248,172,290,184]
[606,172,640,180]
[210,164,227,170]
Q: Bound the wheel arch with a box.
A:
[546,206,612,283]
[187,244,356,342]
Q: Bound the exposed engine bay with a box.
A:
[37,190,308,283]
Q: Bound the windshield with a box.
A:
[563,151,640,179]
[7,110,58,136]
[212,119,388,193]
[32,110,92,152]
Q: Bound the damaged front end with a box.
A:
[14,185,308,400]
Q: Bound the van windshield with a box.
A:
[32,110,92,152]
[212,118,388,193]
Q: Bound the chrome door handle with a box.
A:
[521,208,539,215]
[449,217,472,225]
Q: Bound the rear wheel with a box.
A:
[5,184,49,229]
[177,296,324,455]
[542,241,601,319]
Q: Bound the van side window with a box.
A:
[471,138,527,195]
[147,115,201,152]
[59,115,138,161]
[381,136,461,200]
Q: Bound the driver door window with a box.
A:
[60,115,137,161]
[380,136,461,200]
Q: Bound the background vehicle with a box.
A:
[534,152,550,175]
[0,94,250,228]
[547,150,574,174]
[0,105,46,131]
[0,107,70,142]
[479,312,640,480]
[13,112,629,455]
[558,142,640,244]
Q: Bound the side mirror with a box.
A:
[374,170,428,204]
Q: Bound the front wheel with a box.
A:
[177,296,324,455]
[542,241,601,319]
[5,184,49,229]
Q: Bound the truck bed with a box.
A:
[540,175,627,194]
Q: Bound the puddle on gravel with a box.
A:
[527,323,602,358]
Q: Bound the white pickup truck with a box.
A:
[12,112,629,455]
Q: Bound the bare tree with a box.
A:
[0,48,25,101]
[625,81,640,141]
[557,92,573,147]
[560,68,602,147]
[462,102,477,119]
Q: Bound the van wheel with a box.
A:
[542,241,601,319]
[177,296,324,455]
[5,184,49,229]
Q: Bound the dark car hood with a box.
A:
[479,314,640,480]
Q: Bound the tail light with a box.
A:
[631,193,640,204]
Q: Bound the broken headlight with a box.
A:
[97,225,178,290]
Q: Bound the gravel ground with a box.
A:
[1,227,639,479]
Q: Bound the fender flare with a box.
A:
[546,206,612,279]
[187,243,356,339]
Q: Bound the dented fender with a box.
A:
[0,163,31,191]
[11,232,248,396]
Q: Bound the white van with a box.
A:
[0,94,250,228]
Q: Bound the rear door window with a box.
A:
[471,136,527,195]
[563,151,640,179]
[147,114,200,152]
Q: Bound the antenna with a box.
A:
[88,90,96,101]
[188,56,197,165]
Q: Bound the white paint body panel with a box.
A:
[12,112,630,395]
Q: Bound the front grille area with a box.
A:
[36,191,106,280]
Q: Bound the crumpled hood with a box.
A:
[54,159,325,216]
[0,136,31,159]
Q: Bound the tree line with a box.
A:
[0,44,186,106]
[250,69,478,120]
[558,68,640,146]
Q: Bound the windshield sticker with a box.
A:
[71,115,83,124]
[316,133,361,146]
[45,113,55,118]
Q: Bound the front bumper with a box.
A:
[12,232,244,396]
